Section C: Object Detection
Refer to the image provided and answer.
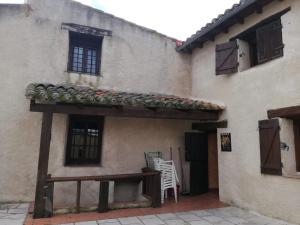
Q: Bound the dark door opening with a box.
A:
[185,131,219,196]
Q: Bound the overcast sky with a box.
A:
[1,0,238,40]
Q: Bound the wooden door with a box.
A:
[185,132,209,195]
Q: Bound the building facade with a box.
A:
[0,0,300,223]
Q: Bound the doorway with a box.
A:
[185,131,219,195]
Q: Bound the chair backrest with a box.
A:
[153,158,179,187]
[145,151,163,169]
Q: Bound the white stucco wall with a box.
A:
[190,0,300,223]
[0,0,192,205]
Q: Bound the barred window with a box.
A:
[68,32,102,75]
[65,115,104,166]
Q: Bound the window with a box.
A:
[65,115,104,166]
[68,32,103,75]
[238,18,283,68]
[216,8,290,75]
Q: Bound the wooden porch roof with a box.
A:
[26,83,224,120]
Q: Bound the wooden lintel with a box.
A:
[33,112,53,218]
[268,105,300,119]
[192,120,228,130]
[30,102,220,121]
[61,23,112,37]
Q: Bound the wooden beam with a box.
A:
[151,172,161,207]
[30,102,220,121]
[268,105,300,119]
[33,112,53,218]
[61,23,112,37]
[98,181,109,213]
[76,181,81,213]
[192,120,228,130]
[236,16,244,24]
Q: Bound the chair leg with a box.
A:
[173,186,177,203]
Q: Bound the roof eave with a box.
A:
[177,0,276,53]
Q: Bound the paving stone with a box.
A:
[0,218,25,225]
[8,207,28,214]
[98,222,121,225]
[202,215,223,223]
[60,223,75,225]
[140,217,165,225]
[75,221,98,225]
[157,213,178,220]
[188,219,212,225]
[138,215,157,220]
[190,210,212,217]
[225,216,247,224]
[97,219,119,224]
[246,216,276,225]
[4,204,19,209]
[0,210,7,214]
[176,213,202,221]
[17,203,30,209]
[164,219,188,225]
[1,213,26,220]
[217,221,234,225]
[118,216,142,224]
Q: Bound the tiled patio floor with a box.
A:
[23,192,296,225]
[71,207,296,225]
[25,192,226,225]
[0,203,29,225]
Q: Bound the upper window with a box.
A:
[68,32,103,75]
[65,115,104,166]
[215,8,290,75]
[239,18,283,68]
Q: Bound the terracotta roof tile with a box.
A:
[177,0,275,52]
[25,83,224,111]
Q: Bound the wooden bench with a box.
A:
[44,169,161,216]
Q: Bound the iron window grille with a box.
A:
[65,115,104,165]
[68,32,103,75]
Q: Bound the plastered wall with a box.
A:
[190,0,300,223]
[0,0,192,204]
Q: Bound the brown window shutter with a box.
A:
[215,40,238,75]
[258,119,282,175]
[293,121,300,172]
[256,19,284,64]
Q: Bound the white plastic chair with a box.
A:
[153,158,179,204]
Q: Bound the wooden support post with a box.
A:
[98,181,109,213]
[33,112,53,218]
[151,172,161,208]
[45,174,54,217]
[76,181,81,213]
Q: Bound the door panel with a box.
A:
[185,132,209,195]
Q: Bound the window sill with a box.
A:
[64,164,102,167]
[66,70,101,77]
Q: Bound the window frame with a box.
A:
[65,115,104,166]
[68,32,103,76]
[230,7,290,69]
